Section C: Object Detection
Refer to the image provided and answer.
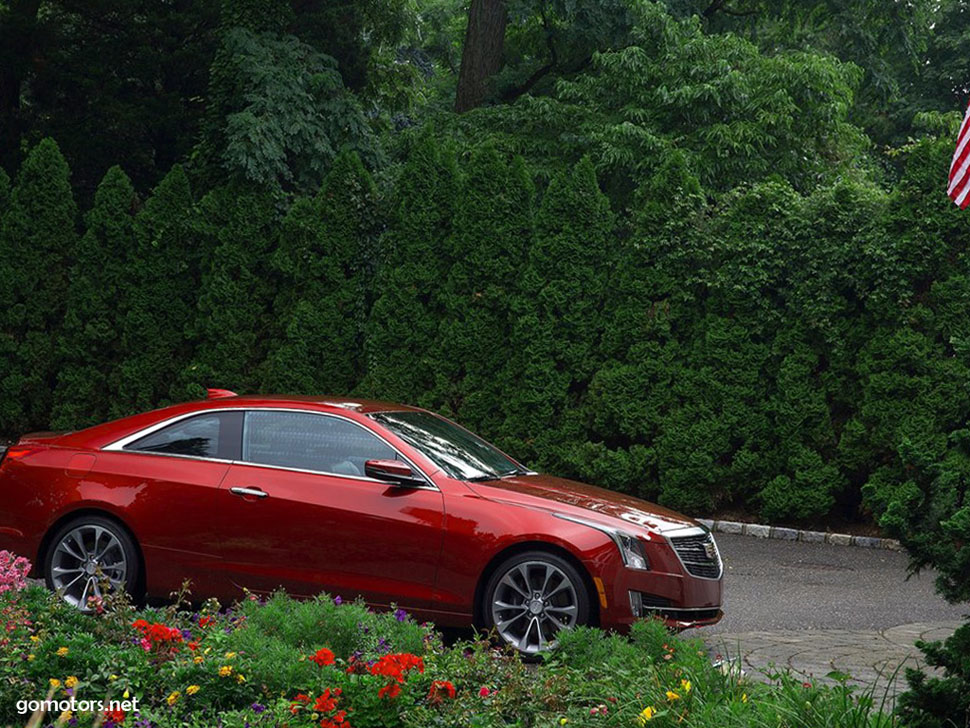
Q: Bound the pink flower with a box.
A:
[139,638,152,652]
[0,551,31,594]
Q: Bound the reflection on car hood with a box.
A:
[467,473,698,534]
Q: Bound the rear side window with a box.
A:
[126,412,242,460]
[242,411,396,477]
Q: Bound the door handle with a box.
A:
[230,486,269,499]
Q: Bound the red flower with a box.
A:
[479,686,490,698]
[290,692,311,714]
[320,710,351,728]
[313,687,342,712]
[310,647,336,667]
[187,640,200,651]
[103,707,126,725]
[378,683,401,700]
[198,615,215,628]
[345,655,367,675]
[427,680,456,705]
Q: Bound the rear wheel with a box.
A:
[482,550,591,654]
[45,516,139,610]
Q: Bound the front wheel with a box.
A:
[482,551,591,654]
[45,516,139,610]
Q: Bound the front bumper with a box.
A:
[596,533,723,632]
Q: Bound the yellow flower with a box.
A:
[680,679,692,693]
[122,689,130,699]
[65,676,78,689]
[49,678,61,688]
[29,635,40,643]
[109,674,118,681]
[59,711,73,722]
[741,693,748,703]
[193,656,204,665]
[27,654,35,662]
[166,691,180,706]
[218,665,233,677]
[56,647,69,657]
[186,685,200,695]
[666,690,681,701]
[637,706,657,725]
[559,719,568,726]
[224,651,237,659]
[235,674,246,684]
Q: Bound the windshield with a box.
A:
[370,411,526,481]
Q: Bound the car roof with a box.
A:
[224,394,424,414]
[54,395,427,450]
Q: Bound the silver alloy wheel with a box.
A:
[490,560,580,653]
[49,525,128,609]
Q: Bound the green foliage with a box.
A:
[362,130,458,403]
[198,24,377,194]
[431,144,534,434]
[0,584,898,728]
[114,165,201,417]
[0,138,78,433]
[504,156,614,468]
[51,166,138,430]
[262,150,378,393]
[180,186,278,396]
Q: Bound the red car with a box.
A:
[0,392,722,653]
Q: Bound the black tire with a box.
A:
[482,550,591,654]
[44,515,140,610]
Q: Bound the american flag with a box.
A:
[949,101,970,209]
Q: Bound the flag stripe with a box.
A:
[949,101,970,208]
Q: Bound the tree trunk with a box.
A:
[454,0,507,113]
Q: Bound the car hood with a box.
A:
[466,473,699,535]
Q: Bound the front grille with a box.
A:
[668,531,722,579]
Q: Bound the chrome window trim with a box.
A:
[664,525,724,581]
[102,407,438,491]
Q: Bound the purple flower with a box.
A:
[181,629,193,641]
[251,703,266,714]
[334,595,342,605]
[394,608,407,622]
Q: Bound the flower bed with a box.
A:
[0,552,895,728]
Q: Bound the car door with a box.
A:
[212,409,445,611]
[97,410,243,599]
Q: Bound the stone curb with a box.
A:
[693,518,903,551]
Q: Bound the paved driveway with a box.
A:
[700,533,967,693]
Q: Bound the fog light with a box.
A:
[629,590,644,618]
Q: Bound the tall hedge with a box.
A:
[180,185,277,396]
[432,144,534,436]
[504,157,614,468]
[362,132,457,403]
[0,139,78,433]
[114,165,199,417]
[261,150,377,394]
[51,166,138,430]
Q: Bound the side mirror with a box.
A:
[364,459,426,487]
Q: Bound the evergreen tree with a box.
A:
[362,131,457,402]
[432,144,534,437]
[261,150,377,394]
[0,139,78,433]
[504,157,614,469]
[0,167,9,214]
[51,166,138,429]
[180,185,277,396]
[113,165,199,416]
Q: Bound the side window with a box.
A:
[242,411,397,477]
[125,412,242,460]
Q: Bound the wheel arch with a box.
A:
[472,540,600,629]
[38,507,147,599]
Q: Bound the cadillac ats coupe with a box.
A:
[0,391,722,652]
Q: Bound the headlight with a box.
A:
[613,531,649,570]
[553,514,650,570]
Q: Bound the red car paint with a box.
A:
[0,395,722,632]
